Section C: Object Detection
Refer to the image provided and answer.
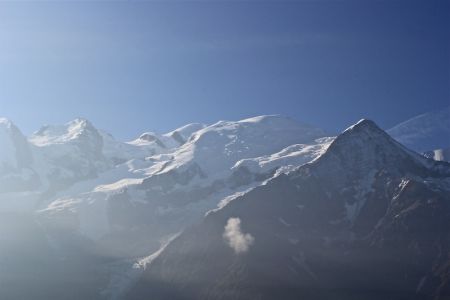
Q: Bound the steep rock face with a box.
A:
[127,120,450,300]
[388,106,450,153]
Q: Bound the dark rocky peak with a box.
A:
[302,119,450,187]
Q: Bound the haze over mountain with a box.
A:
[1,0,448,298]
[0,107,449,300]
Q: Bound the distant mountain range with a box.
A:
[0,107,449,300]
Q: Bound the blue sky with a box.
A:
[0,0,449,140]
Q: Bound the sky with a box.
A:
[0,0,449,140]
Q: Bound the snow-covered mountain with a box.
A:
[0,115,334,299]
[0,118,37,194]
[130,122,206,149]
[38,115,330,255]
[0,118,207,212]
[1,112,449,300]
[127,119,450,300]
[157,115,327,176]
[30,118,110,187]
[388,106,450,153]
[0,118,33,169]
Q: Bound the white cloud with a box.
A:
[223,217,254,254]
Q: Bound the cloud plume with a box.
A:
[223,217,254,254]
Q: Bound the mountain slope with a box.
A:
[127,119,450,300]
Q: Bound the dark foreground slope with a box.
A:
[127,120,450,300]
